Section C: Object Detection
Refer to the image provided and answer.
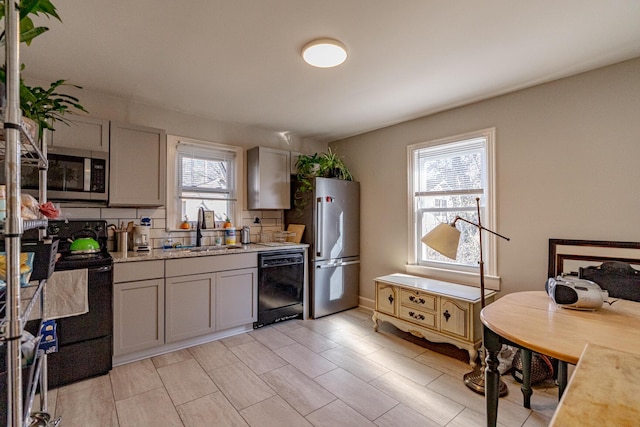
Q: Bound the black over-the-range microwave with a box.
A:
[21,146,108,202]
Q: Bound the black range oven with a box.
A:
[254,249,305,328]
[25,220,113,389]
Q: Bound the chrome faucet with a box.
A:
[196,207,204,247]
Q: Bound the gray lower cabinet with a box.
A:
[216,268,258,330]
[165,273,216,343]
[165,253,258,344]
[113,260,165,356]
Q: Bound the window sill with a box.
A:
[405,264,501,291]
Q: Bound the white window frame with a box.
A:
[406,128,500,290]
[166,135,244,230]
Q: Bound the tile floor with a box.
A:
[44,308,560,426]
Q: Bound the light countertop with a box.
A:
[549,343,640,426]
[111,243,308,263]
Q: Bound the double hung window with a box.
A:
[408,128,496,274]
[175,141,237,227]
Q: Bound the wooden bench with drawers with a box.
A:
[373,273,496,366]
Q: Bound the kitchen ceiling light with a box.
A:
[302,38,347,68]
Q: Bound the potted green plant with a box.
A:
[293,148,353,213]
[0,0,87,142]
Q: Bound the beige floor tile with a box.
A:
[414,347,472,378]
[341,307,375,323]
[115,387,183,427]
[326,315,376,337]
[220,332,255,348]
[56,374,110,397]
[274,343,337,378]
[522,410,553,427]
[370,371,464,425]
[249,325,296,349]
[152,348,193,368]
[158,358,219,406]
[261,364,336,416]
[300,317,341,336]
[189,339,240,372]
[176,391,249,427]
[230,340,288,375]
[110,358,164,401]
[307,399,376,426]
[324,329,382,355]
[283,326,340,353]
[239,395,312,427]
[315,368,398,421]
[363,329,429,359]
[425,370,532,426]
[447,407,510,427]
[54,374,118,427]
[208,361,276,410]
[373,403,440,427]
[319,345,389,382]
[367,348,443,386]
[271,318,305,333]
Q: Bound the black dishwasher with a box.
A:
[254,249,304,328]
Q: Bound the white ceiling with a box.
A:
[20,0,640,143]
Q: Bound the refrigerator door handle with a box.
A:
[336,260,360,267]
[316,197,323,257]
[315,260,360,269]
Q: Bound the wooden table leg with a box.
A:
[483,324,501,427]
[520,349,533,409]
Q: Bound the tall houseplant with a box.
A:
[293,148,353,213]
[0,0,87,142]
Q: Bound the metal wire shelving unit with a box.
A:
[1,1,58,426]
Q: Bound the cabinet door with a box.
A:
[376,283,397,315]
[166,273,216,343]
[216,268,257,330]
[113,278,164,356]
[440,298,469,339]
[49,116,110,152]
[247,147,291,209]
[109,122,166,206]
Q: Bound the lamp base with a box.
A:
[463,367,508,397]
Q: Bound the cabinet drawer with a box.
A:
[440,298,469,339]
[166,253,257,277]
[376,283,397,315]
[399,306,437,329]
[114,260,164,283]
[400,289,437,311]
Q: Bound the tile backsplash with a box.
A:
[58,206,285,250]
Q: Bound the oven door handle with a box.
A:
[89,265,113,273]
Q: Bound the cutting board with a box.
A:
[287,224,305,243]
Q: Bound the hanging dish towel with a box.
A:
[24,269,89,320]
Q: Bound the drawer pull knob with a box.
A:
[408,311,425,321]
[443,310,451,322]
[409,295,426,304]
[388,294,394,305]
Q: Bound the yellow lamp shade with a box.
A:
[421,223,461,260]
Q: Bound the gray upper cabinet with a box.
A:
[49,116,110,152]
[109,122,167,206]
[247,147,291,209]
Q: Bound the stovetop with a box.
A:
[24,219,113,270]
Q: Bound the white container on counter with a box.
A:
[225,227,236,245]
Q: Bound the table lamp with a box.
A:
[421,197,509,396]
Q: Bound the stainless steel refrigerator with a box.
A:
[286,177,360,318]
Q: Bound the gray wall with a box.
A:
[331,57,640,303]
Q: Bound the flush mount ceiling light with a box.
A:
[302,38,347,68]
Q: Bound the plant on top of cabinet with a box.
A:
[293,148,353,212]
[0,0,87,142]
